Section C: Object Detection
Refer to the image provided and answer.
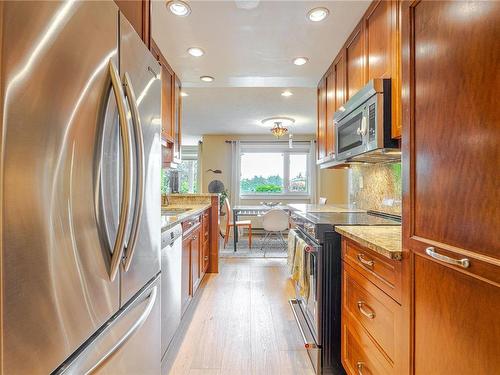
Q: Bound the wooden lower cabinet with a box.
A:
[341,238,403,375]
[180,209,212,315]
[413,255,500,375]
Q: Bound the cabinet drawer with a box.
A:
[342,237,401,303]
[342,312,394,375]
[343,262,400,362]
[183,216,200,235]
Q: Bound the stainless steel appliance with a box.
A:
[289,210,401,374]
[160,223,183,360]
[334,79,399,163]
[0,2,161,374]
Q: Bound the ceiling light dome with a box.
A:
[293,57,309,66]
[200,75,214,82]
[187,47,204,57]
[307,7,329,22]
[167,0,191,17]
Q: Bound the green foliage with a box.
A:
[254,184,283,193]
[240,174,283,193]
[160,168,169,194]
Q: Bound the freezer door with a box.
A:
[0,2,122,374]
[119,14,162,305]
[55,276,161,375]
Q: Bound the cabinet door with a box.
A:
[114,0,150,46]
[345,22,365,100]
[181,236,192,315]
[402,1,500,374]
[317,77,327,161]
[365,0,401,139]
[366,0,392,81]
[325,69,335,157]
[161,65,174,140]
[191,227,201,294]
[173,75,182,160]
[334,52,346,111]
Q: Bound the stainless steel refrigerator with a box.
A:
[0,1,162,374]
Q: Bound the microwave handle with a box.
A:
[360,115,367,136]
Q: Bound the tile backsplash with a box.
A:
[348,163,402,216]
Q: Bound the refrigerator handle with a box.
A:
[55,284,158,374]
[108,60,133,282]
[122,72,145,272]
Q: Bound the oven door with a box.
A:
[289,229,321,374]
[335,105,368,161]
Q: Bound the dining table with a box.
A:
[232,204,290,251]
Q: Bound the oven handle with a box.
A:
[289,300,318,350]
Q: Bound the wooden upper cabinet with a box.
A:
[316,76,327,161]
[365,0,401,138]
[173,76,182,159]
[402,1,500,374]
[325,68,336,157]
[334,51,346,111]
[114,0,150,46]
[365,0,392,80]
[345,22,366,101]
[161,65,174,141]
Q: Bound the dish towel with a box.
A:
[291,237,310,300]
[287,230,297,274]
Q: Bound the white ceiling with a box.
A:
[151,0,370,144]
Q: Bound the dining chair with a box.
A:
[260,208,289,255]
[223,198,252,248]
[319,197,327,205]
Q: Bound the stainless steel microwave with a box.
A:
[334,79,399,162]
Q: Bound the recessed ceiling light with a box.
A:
[200,76,214,82]
[187,47,204,57]
[293,57,309,66]
[180,91,189,97]
[307,7,329,22]
[167,0,191,17]
[281,91,293,97]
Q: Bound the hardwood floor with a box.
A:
[163,258,315,375]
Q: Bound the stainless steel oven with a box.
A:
[334,78,398,162]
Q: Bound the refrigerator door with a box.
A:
[55,275,161,375]
[119,14,162,305]
[0,2,121,374]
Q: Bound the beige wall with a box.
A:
[317,167,349,205]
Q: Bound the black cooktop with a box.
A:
[295,211,401,226]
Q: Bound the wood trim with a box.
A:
[142,0,151,48]
[208,195,219,273]
[401,2,417,373]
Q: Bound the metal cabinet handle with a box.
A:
[357,253,374,269]
[204,256,209,261]
[356,361,364,375]
[108,60,133,282]
[425,247,470,268]
[357,301,376,319]
[360,115,367,136]
[122,72,146,273]
[192,236,197,241]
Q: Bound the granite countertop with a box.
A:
[335,225,402,260]
[287,203,366,213]
[161,204,211,232]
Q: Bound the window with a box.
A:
[239,142,312,197]
[178,146,198,193]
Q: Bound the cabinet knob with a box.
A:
[204,256,209,260]
[192,236,197,240]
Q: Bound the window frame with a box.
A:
[239,142,312,199]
